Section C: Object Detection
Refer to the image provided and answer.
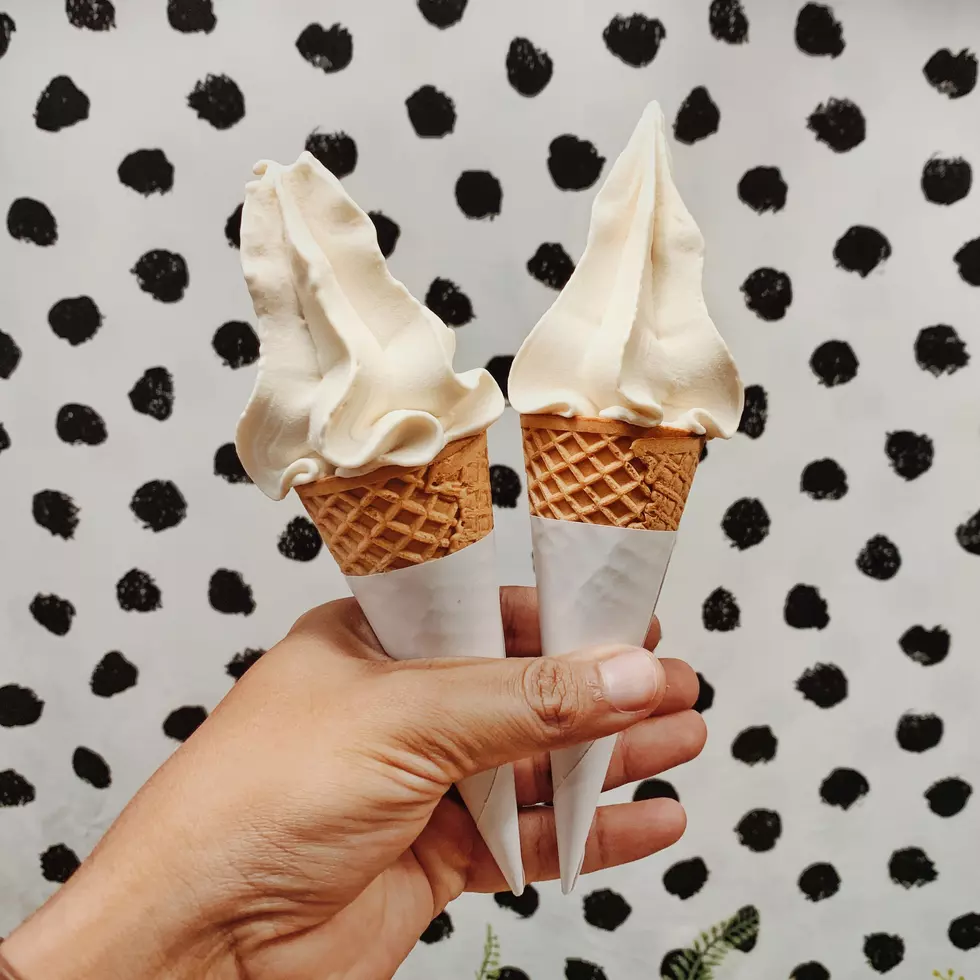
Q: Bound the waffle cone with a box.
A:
[296,431,494,576]
[521,414,703,530]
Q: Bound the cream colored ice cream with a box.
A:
[509,101,743,436]
[235,152,504,500]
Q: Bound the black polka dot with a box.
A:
[699,443,708,463]
[954,237,980,285]
[417,0,467,29]
[72,746,110,789]
[163,705,207,742]
[737,167,786,213]
[602,14,666,67]
[40,843,80,883]
[7,197,57,246]
[187,74,244,130]
[490,464,521,508]
[810,339,858,386]
[212,320,259,369]
[795,3,844,57]
[834,225,891,277]
[35,75,90,132]
[634,778,679,802]
[425,278,473,326]
[741,268,792,321]
[0,422,9,454]
[32,490,79,540]
[791,962,830,980]
[66,0,115,30]
[709,0,749,44]
[735,808,782,852]
[214,443,251,484]
[863,934,904,974]
[0,769,35,807]
[278,516,322,562]
[116,568,162,612]
[226,647,265,680]
[2,331,23,378]
[899,625,950,668]
[295,22,352,73]
[955,508,980,556]
[663,857,708,899]
[454,170,503,219]
[506,37,553,97]
[0,685,44,728]
[729,907,761,951]
[48,296,102,346]
[674,86,720,145]
[915,324,969,377]
[406,85,456,138]
[90,651,138,697]
[820,767,869,809]
[56,403,107,445]
[495,884,539,918]
[856,534,901,580]
[922,156,972,205]
[484,355,513,401]
[547,137,605,191]
[128,367,174,421]
[738,385,767,438]
[224,203,242,248]
[807,97,865,152]
[527,242,574,290]
[798,862,840,901]
[498,970,529,980]
[209,569,255,615]
[784,584,829,629]
[565,959,607,980]
[0,13,15,59]
[660,951,688,978]
[29,594,75,636]
[731,725,777,765]
[885,431,933,481]
[130,479,187,532]
[948,912,980,950]
[800,459,847,500]
[796,663,847,708]
[924,48,977,99]
[117,149,174,196]
[722,497,770,549]
[167,0,215,33]
[583,889,631,931]
[896,712,943,752]
[419,910,454,942]
[693,673,714,713]
[889,846,937,888]
[702,587,740,631]
[368,212,400,258]
[131,249,188,303]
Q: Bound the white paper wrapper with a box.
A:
[529,516,675,893]
[347,531,525,895]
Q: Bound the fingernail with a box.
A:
[598,647,666,712]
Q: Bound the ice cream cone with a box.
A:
[521,414,702,893]
[297,429,525,895]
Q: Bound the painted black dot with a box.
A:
[741,268,792,321]
[810,340,858,386]
[899,625,950,668]
[0,685,44,727]
[295,22,352,73]
[506,37,553,97]
[32,490,79,539]
[130,479,187,532]
[889,846,937,889]
[800,459,847,500]
[796,663,846,708]
[527,243,574,290]
[885,431,933,481]
[417,0,467,29]
[425,278,473,326]
[949,912,980,950]
[693,673,714,713]
[41,844,80,883]
[484,355,513,401]
[35,75,90,131]
[56,404,106,446]
[602,14,666,67]
[660,951,688,978]
[807,98,865,152]
[0,422,9,454]
[924,48,977,99]
[735,809,781,852]
[820,767,869,809]
[66,0,115,30]
[116,568,162,613]
[565,959,606,980]
[896,712,943,752]
[305,130,357,179]
[48,296,101,346]
[498,971,530,980]
[0,13,15,59]
[131,249,188,303]
[163,705,207,742]
[927,777,971,817]
[419,910,453,943]
[738,385,767,438]
[278,516,321,562]
[915,324,969,376]
[30,594,75,636]
[7,198,57,246]
[118,149,173,196]
[91,651,138,697]
[129,367,174,421]
[699,443,708,463]
[922,156,972,205]
[721,497,770,550]
[864,934,904,974]
[495,884,539,918]
[663,857,708,899]
[798,862,840,901]
[791,963,830,980]
[954,237,980,285]
[406,85,456,138]
[188,74,244,130]
[702,587,740,631]
[709,0,749,44]
[583,889,631,931]
[212,320,259,369]
[0,769,35,807]
[634,778,679,802]
[834,226,891,277]
[732,726,777,765]
[209,569,255,615]
[167,0,215,33]
[795,3,844,57]
[856,534,901,580]
[226,648,265,681]
[214,443,251,484]
[956,507,980,556]
[72,746,110,789]
[490,464,521,508]
[455,170,502,218]
[784,584,829,629]
[368,212,400,258]
[548,136,605,192]
[224,203,242,248]
[738,167,786,214]
[674,86,720,145]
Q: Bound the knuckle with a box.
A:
[521,657,590,735]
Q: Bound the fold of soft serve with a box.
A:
[235,152,505,500]
[509,101,743,437]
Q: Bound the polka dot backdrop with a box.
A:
[1,1,979,977]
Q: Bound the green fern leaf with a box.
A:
[476,924,501,980]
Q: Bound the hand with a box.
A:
[4,587,706,980]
